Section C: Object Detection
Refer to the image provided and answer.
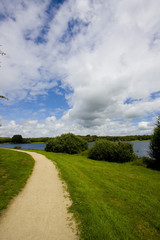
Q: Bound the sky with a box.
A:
[0,0,160,138]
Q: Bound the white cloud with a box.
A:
[61,0,160,128]
[46,116,56,123]
[0,114,155,138]
[0,0,57,100]
[138,121,149,130]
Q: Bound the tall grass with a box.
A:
[33,150,160,240]
[0,149,34,215]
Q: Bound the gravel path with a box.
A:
[0,150,78,240]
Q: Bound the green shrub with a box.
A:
[45,133,88,154]
[14,146,22,149]
[88,140,135,163]
[114,142,135,163]
[149,116,160,169]
[12,135,23,143]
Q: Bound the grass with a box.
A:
[0,149,34,216]
[1,148,159,239]
[31,150,160,240]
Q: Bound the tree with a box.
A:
[0,96,8,100]
[45,133,88,154]
[12,135,23,144]
[149,116,160,169]
[0,49,6,57]
[0,96,8,126]
[0,46,6,66]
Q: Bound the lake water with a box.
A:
[0,143,46,150]
[0,141,150,157]
[130,141,150,157]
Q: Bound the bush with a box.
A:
[132,156,152,167]
[88,140,135,163]
[14,146,22,149]
[45,133,88,154]
[149,116,160,169]
[12,135,23,143]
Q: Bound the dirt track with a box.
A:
[0,150,78,240]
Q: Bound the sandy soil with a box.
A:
[0,150,79,240]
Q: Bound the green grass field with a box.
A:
[33,150,160,240]
[0,149,34,216]
[1,148,160,239]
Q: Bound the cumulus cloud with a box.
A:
[0,0,160,137]
[63,0,160,127]
[0,114,155,138]
[138,121,149,130]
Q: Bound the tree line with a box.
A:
[0,136,50,144]
[79,134,152,142]
[0,134,152,144]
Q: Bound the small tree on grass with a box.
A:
[12,135,23,144]
[149,116,160,169]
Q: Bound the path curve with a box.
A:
[0,150,79,240]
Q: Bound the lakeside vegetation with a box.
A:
[149,116,160,170]
[88,140,135,163]
[0,149,34,216]
[0,134,151,144]
[45,133,88,154]
[81,134,152,142]
[0,136,49,144]
[31,149,160,240]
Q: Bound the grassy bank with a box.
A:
[33,150,160,240]
[0,149,34,216]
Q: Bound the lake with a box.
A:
[130,141,150,157]
[0,141,150,157]
[0,143,46,150]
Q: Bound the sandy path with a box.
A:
[0,150,79,240]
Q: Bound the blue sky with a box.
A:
[0,0,160,137]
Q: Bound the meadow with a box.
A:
[0,149,34,216]
[0,148,160,239]
[34,150,160,240]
